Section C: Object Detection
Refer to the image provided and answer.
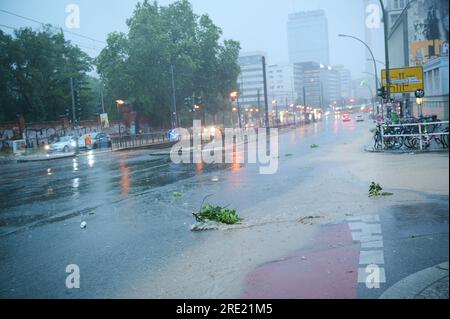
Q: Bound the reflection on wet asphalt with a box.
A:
[0,118,360,236]
[0,117,379,298]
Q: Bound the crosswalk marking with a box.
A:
[348,214,387,286]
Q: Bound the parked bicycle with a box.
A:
[372,117,449,151]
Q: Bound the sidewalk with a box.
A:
[380,262,449,299]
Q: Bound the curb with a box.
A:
[364,146,449,154]
[379,262,449,299]
[16,153,76,162]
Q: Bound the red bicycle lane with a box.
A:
[242,223,361,299]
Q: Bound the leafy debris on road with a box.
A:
[192,204,242,225]
[285,153,293,157]
[310,144,319,149]
[369,182,394,197]
[173,192,183,197]
[298,215,322,225]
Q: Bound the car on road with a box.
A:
[91,132,111,149]
[342,114,351,122]
[46,136,77,153]
[77,132,111,149]
[78,133,94,149]
[356,114,364,122]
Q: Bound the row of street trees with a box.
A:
[0,0,241,129]
[0,27,98,123]
[96,0,241,128]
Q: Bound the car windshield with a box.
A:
[58,137,71,142]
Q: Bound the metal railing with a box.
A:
[380,121,449,151]
[111,132,170,151]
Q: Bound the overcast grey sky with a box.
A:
[0,0,385,78]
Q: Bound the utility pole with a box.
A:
[70,78,77,124]
[237,95,242,129]
[170,64,178,128]
[257,89,261,126]
[285,96,288,124]
[70,77,79,153]
[320,82,324,109]
[379,0,391,101]
[262,56,269,129]
[303,86,307,125]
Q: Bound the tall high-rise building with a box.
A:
[333,65,353,100]
[296,62,340,108]
[364,0,375,91]
[237,51,267,109]
[267,63,303,109]
[287,10,330,65]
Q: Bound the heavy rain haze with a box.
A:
[0,0,385,76]
[0,0,448,306]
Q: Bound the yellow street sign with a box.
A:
[381,66,424,93]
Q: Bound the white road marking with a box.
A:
[348,214,387,286]
[359,250,385,265]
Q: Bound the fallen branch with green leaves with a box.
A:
[369,182,393,197]
[193,204,242,225]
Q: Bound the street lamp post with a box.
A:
[338,33,379,115]
[379,0,391,101]
[290,104,296,125]
[116,99,125,146]
[231,107,237,128]
[272,99,278,127]
[230,91,241,129]
[361,80,375,109]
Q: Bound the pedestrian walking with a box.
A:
[85,134,92,149]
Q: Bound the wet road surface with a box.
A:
[0,115,448,298]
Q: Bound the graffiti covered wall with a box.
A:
[0,118,126,149]
[409,0,449,66]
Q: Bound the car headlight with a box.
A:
[44,145,50,150]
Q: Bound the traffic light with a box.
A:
[415,89,425,98]
[377,87,387,100]
[184,97,192,108]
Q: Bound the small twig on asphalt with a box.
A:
[199,194,214,211]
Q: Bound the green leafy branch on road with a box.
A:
[310,144,319,149]
[369,182,394,197]
[193,204,242,225]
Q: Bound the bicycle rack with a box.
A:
[379,121,449,151]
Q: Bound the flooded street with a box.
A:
[0,116,448,298]
[0,117,365,297]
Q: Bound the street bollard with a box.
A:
[418,124,423,151]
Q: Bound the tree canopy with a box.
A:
[0,0,241,128]
[96,0,241,127]
[0,26,96,123]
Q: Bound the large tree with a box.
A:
[95,0,241,128]
[0,27,94,122]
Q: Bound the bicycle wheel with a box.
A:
[441,129,449,148]
[384,136,396,150]
[373,132,382,150]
